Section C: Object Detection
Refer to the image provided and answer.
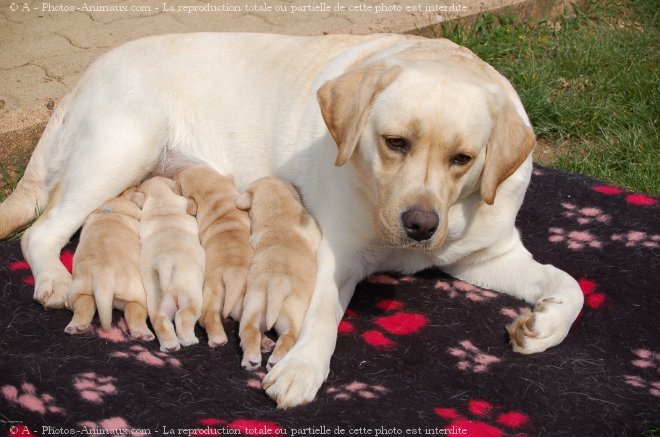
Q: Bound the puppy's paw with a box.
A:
[507,297,578,354]
[34,270,71,309]
[241,353,262,371]
[159,339,181,353]
[130,328,156,342]
[262,354,328,409]
[178,335,199,347]
[64,322,93,335]
[208,334,228,348]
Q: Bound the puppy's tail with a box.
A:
[155,257,176,295]
[0,96,71,239]
[93,271,116,330]
[265,276,292,331]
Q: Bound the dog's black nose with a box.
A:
[402,207,439,241]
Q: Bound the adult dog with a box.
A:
[0,32,584,408]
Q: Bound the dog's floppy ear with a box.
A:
[317,64,402,167]
[131,192,145,209]
[480,99,536,205]
[235,192,253,211]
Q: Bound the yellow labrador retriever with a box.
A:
[0,33,584,408]
[175,165,253,347]
[65,187,153,340]
[236,176,321,372]
[134,176,205,352]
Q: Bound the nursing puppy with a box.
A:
[1,33,585,408]
[134,176,205,352]
[236,177,321,371]
[65,187,154,340]
[175,165,252,347]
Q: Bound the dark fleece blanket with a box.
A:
[1,165,658,437]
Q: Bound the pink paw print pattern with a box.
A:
[94,318,133,343]
[1,382,64,415]
[245,371,266,390]
[500,307,528,320]
[338,299,429,349]
[611,231,660,249]
[593,185,657,207]
[548,227,603,250]
[448,340,501,373]
[578,278,606,310]
[111,345,182,368]
[8,250,73,286]
[196,418,284,436]
[434,399,531,437]
[434,279,499,302]
[73,373,117,403]
[624,349,660,397]
[78,417,148,437]
[325,381,388,400]
[560,202,611,225]
[367,273,416,285]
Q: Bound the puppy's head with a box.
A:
[176,165,237,216]
[318,54,535,251]
[101,186,142,220]
[236,177,302,225]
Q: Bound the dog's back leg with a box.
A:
[22,120,164,309]
[173,269,203,347]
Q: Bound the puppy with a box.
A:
[65,187,154,340]
[134,176,205,352]
[236,177,322,371]
[175,165,252,347]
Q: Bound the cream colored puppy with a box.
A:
[236,177,321,371]
[65,187,153,340]
[134,176,205,352]
[175,165,252,347]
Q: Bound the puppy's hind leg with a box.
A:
[173,272,203,347]
[65,277,95,334]
[239,279,267,371]
[22,121,165,310]
[124,302,155,341]
[266,292,309,371]
[200,274,228,347]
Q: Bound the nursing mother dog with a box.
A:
[0,32,584,409]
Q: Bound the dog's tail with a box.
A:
[0,96,71,239]
[155,256,176,295]
[265,276,292,331]
[93,270,116,330]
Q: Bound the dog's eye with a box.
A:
[451,154,472,166]
[384,137,410,153]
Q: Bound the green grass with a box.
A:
[428,0,659,195]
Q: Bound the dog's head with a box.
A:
[318,53,535,251]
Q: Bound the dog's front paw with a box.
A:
[262,353,328,409]
[34,269,71,309]
[507,297,579,354]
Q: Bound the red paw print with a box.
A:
[593,185,657,207]
[578,278,606,310]
[434,399,530,436]
[8,250,74,286]
[339,298,429,349]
